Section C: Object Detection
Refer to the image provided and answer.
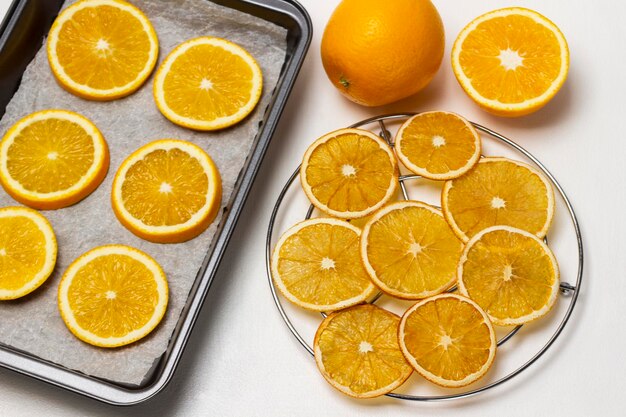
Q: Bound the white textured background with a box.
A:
[0,0,622,415]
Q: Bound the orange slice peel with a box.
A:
[47,0,159,101]
[458,226,560,326]
[398,293,496,387]
[111,139,221,243]
[300,128,398,219]
[361,201,463,299]
[0,207,57,300]
[442,157,555,243]
[314,304,413,398]
[0,109,109,210]
[395,111,481,180]
[58,244,168,348]
[153,37,263,131]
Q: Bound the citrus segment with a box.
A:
[361,201,463,299]
[399,294,496,387]
[112,140,221,243]
[314,304,413,398]
[0,110,109,209]
[47,0,158,100]
[452,7,569,116]
[154,37,263,130]
[0,207,57,300]
[458,226,560,326]
[271,218,376,311]
[300,128,398,219]
[58,245,168,347]
[442,157,554,242]
[395,111,481,180]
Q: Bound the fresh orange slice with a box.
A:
[271,218,376,312]
[0,110,109,210]
[0,207,57,300]
[399,294,496,388]
[452,7,569,117]
[154,37,263,130]
[112,139,221,243]
[47,0,158,100]
[361,201,463,299]
[314,304,413,398]
[395,111,481,180]
[58,244,168,348]
[442,157,554,243]
[458,226,560,326]
[300,128,398,219]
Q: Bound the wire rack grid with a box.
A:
[265,113,583,402]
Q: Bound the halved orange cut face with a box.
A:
[399,294,496,387]
[442,157,554,242]
[361,201,463,299]
[458,226,560,326]
[47,0,159,100]
[452,7,569,116]
[300,128,398,219]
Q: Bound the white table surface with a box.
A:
[0,0,622,415]
[0,2,10,23]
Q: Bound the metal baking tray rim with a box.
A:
[0,0,312,406]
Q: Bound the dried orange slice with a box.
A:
[314,304,413,398]
[361,201,463,299]
[0,207,57,300]
[271,218,376,311]
[458,226,560,326]
[452,7,569,117]
[395,111,481,180]
[300,128,398,219]
[58,244,168,348]
[442,157,554,243]
[112,139,221,243]
[47,0,158,100]
[154,37,263,130]
[399,294,496,388]
[0,110,109,210]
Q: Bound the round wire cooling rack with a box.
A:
[265,113,583,402]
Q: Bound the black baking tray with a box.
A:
[0,0,311,405]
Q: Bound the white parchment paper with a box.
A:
[0,0,287,385]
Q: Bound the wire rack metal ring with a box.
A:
[265,113,583,402]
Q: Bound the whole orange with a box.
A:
[321,0,445,107]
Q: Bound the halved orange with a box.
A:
[300,128,398,219]
[154,37,263,130]
[452,7,569,117]
[442,157,554,243]
[0,110,109,210]
[47,0,158,100]
[314,304,413,398]
[399,294,496,388]
[0,207,57,300]
[271,218,377,311]
[395,111,481,180]
[361,201,463,299]
[112,139,221,243]
[58,244,168,348]
[458,226,560,326]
